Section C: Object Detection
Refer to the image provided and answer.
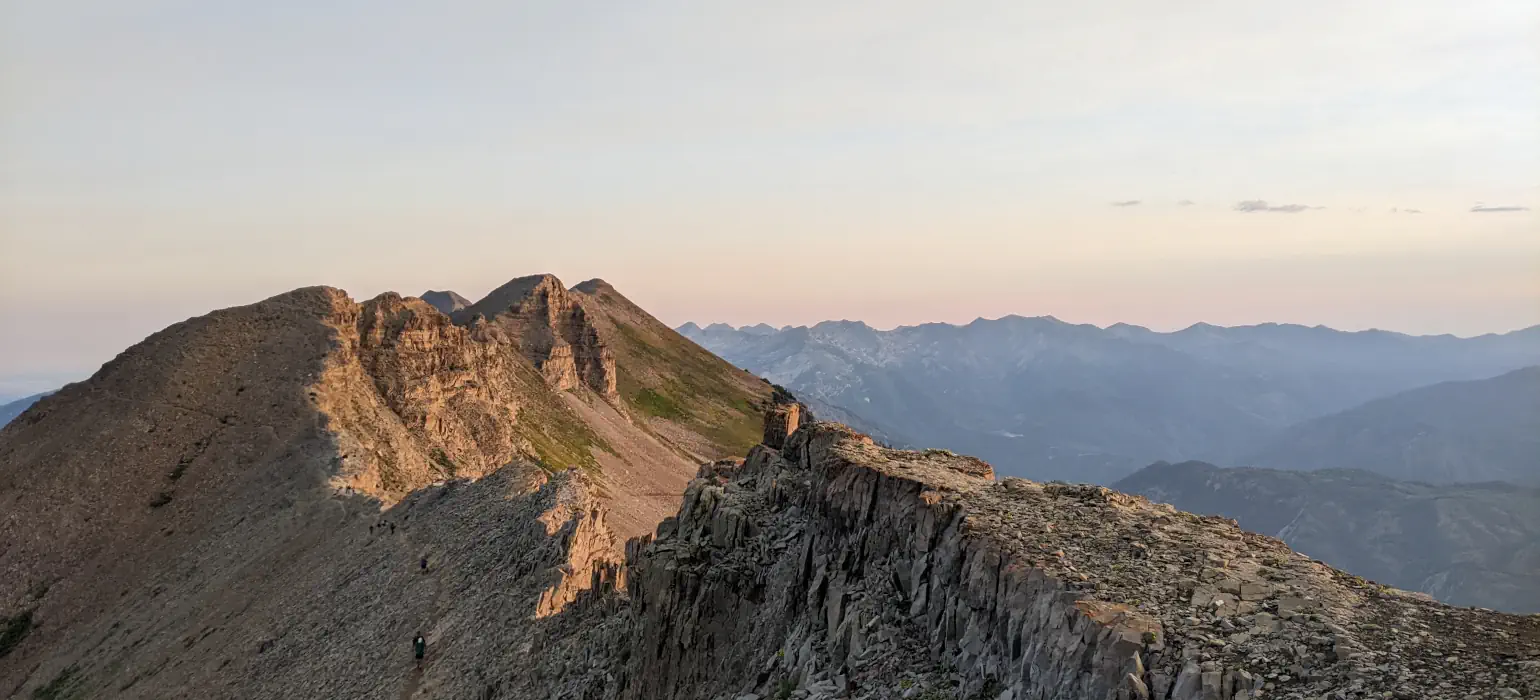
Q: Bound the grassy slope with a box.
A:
[506,358,613,474]
[572,279,772,456]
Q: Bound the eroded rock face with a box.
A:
[535,474,625,619]
[614,423,1540,700]
[316,291,537,499]
[457,274,619,398]
[762,402,800,448]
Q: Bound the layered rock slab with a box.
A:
[620,423,1540,700]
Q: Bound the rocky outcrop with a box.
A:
[616,422,1540,700]
[534,474,625,619]
[323,292,532,496]
[455,274,619,398]
[762,403,800,448]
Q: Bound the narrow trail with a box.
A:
[398,516,449,700]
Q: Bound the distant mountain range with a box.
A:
[1116,461,1540,613]
[679,318,1540,483]
[0,392,50,428]
[1246,366,1540,486]
[420,289,472,315]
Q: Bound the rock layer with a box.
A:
[616,423,1540,700]
[456,274,619,398]
[762,402,801,448]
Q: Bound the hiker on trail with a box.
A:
[413,633,426,667]
[420,556,428,571]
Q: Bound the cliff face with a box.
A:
[321,291,531,497]
[456,274,619,398]
[615,423,1540,700]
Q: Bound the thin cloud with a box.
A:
[1111,200,1142,207]
[1234,200,1313,213]
[1469,204,1530,213]
[1176,200,1195,206]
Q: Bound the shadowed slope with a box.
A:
[1117,461,1540,613]
[1245,366,1540,485]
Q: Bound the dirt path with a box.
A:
[398,520,447,700]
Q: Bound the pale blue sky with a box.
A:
[2,0,1537,397]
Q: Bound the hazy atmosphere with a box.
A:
[4,4,1540,696]
[2,0,1537,397]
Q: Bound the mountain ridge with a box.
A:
[0,392,50,428]
[419,289,472,315]
[1244,365,1540,485]
[687,318,1540,341]
[679,317,1540,483]
[2,285,1538,698]
[1115,460,1540,613]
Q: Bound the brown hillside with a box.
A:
[454,274,772,463]
[0,278,773,697]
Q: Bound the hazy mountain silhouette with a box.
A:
[1245,366,1540,485]
[0,392,50,428]
[1117,461,1540,613]
[680,319,1540,483]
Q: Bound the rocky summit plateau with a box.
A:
[1,277,1536,700]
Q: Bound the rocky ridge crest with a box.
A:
[455,274,619,397]
[604,422,1540,699]
[0,278,773,698]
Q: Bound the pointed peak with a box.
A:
[514,273,565,290]
[676,321,703,334]
[419,290,472,315]
[459,274,568,321]
[811,319,873,332]
[570,278,614,295]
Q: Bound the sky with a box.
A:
[2,0,1538,397]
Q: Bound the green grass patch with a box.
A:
[700,412,764,454]
[512,382,613,475]
[633,388,688,420]
[0,609,34,659]
[608,320,773,455]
